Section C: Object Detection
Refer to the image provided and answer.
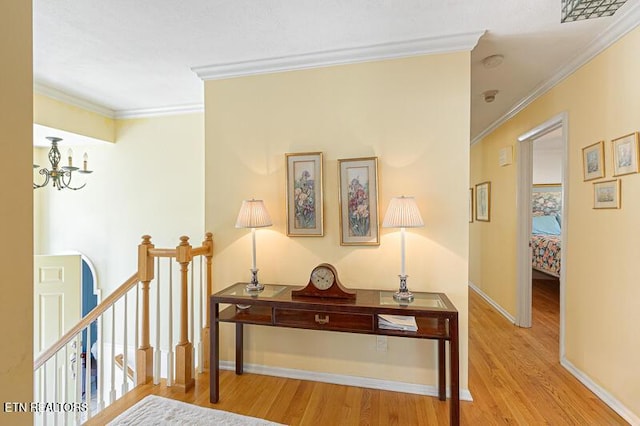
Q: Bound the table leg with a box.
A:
[450,314,460,426]
[209,302,219,403]
[235,323,244,375]
[438,339,446,401]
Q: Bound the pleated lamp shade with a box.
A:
[235,199,273,228]
[382,196,424,228]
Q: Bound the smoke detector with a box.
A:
[481,54,504,69]
[483,90,499,103]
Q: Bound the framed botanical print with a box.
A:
[593,179,621,209]
[338,157,380,245]
[285,152,324,236]
[582,141,605,181]
[612,132,639,177]
[475,181,491,222]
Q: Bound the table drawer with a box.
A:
[274,308,374,332]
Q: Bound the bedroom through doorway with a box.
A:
[515,113,568,360]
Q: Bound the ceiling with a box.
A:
[33,0,640,142]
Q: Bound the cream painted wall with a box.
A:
[36,113,205,299]
[470,26,640,419]
[0,2,33,424]
[205,53,470,390]
[34,94,116,143]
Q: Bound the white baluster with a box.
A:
[154,257,161,385]
[110,306,116,404]
[97,314,105,411]
[85,324,92,421]
[167,260,174,386]
[134,283,139,385]
[75,334,82,425]
[190,260,195,377]
[122,293,128,394]
[198,256,204,374]
[53,352,58,426]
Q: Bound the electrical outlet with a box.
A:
[376,336,388,352]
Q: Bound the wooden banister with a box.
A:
[34,273,139,370]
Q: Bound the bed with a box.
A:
[530,185,562,278]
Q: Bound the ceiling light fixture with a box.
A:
[561,0,628,23]
[33,137,93,190]
[483,90,499,103]
[481,54,504,69]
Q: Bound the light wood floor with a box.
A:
[87,282,627,425]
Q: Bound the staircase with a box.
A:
[33,233,213,424]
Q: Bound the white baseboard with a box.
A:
[468,281,516,324]
[561,358,640,426]
[219,361,473,402]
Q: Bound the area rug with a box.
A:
[107,395,284,425]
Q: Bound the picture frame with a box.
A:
[612,132,639,177]
[593,179,621,209]
[285,152,324,236]
[338,157,380,245]
[468,188,474,223]
[475,181,491,222]
[582,141,605,181]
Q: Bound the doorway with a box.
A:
[515,113,568,359]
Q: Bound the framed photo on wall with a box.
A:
[469,188,474,223]
[475,181,491,222]
[338,157,380,245]
[285,152,324,236]
[593,179,621,209]
[582,140,605,181]
[612,132,639,177]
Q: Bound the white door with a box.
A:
[34,254,82,420]
[34,254,82,356]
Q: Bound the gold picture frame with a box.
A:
[582,140,605,181]
[285,152,324,236]
[593,179,621,209]
[612,132,639,177]
[338,157,380,245]
[468,188,474,223]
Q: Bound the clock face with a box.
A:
[310,266,335,290]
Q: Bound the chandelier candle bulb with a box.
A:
[67,148,73,167]
[83,152,88,171]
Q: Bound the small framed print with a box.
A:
[285,152,324,236]
[612,132,639,177]
[338,157,380,245]
[468,188,474,223]
[593,179,621,209]
[582,141,605,181]
[475,181,491,222]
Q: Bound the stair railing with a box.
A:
[33,232,213,424]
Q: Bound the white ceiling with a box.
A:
[33,0,640,141]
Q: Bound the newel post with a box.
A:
[136,235,154,385]
[201,232,213,371]
[175,236,195,391]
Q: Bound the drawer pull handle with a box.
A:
[314,314,329,325]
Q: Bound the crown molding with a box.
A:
[471,2,640,146]
[192,31,485,81]
[34,82,116,118]
[115,104,204,119]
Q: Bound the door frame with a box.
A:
[516,112,568,358]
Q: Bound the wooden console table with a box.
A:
[209,283,459,425]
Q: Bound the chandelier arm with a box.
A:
[60,170,86,191]
[33,169,51,189]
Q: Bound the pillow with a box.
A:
[532,215,561,235]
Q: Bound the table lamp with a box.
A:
[235,199,272,291]
[382,196,424,301]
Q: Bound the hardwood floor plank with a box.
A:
[86,282,629,425]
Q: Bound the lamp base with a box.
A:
[245,269,264,292]
[393,275,414,302]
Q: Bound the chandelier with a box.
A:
[33,137,93,190]
[561,0,628,22]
